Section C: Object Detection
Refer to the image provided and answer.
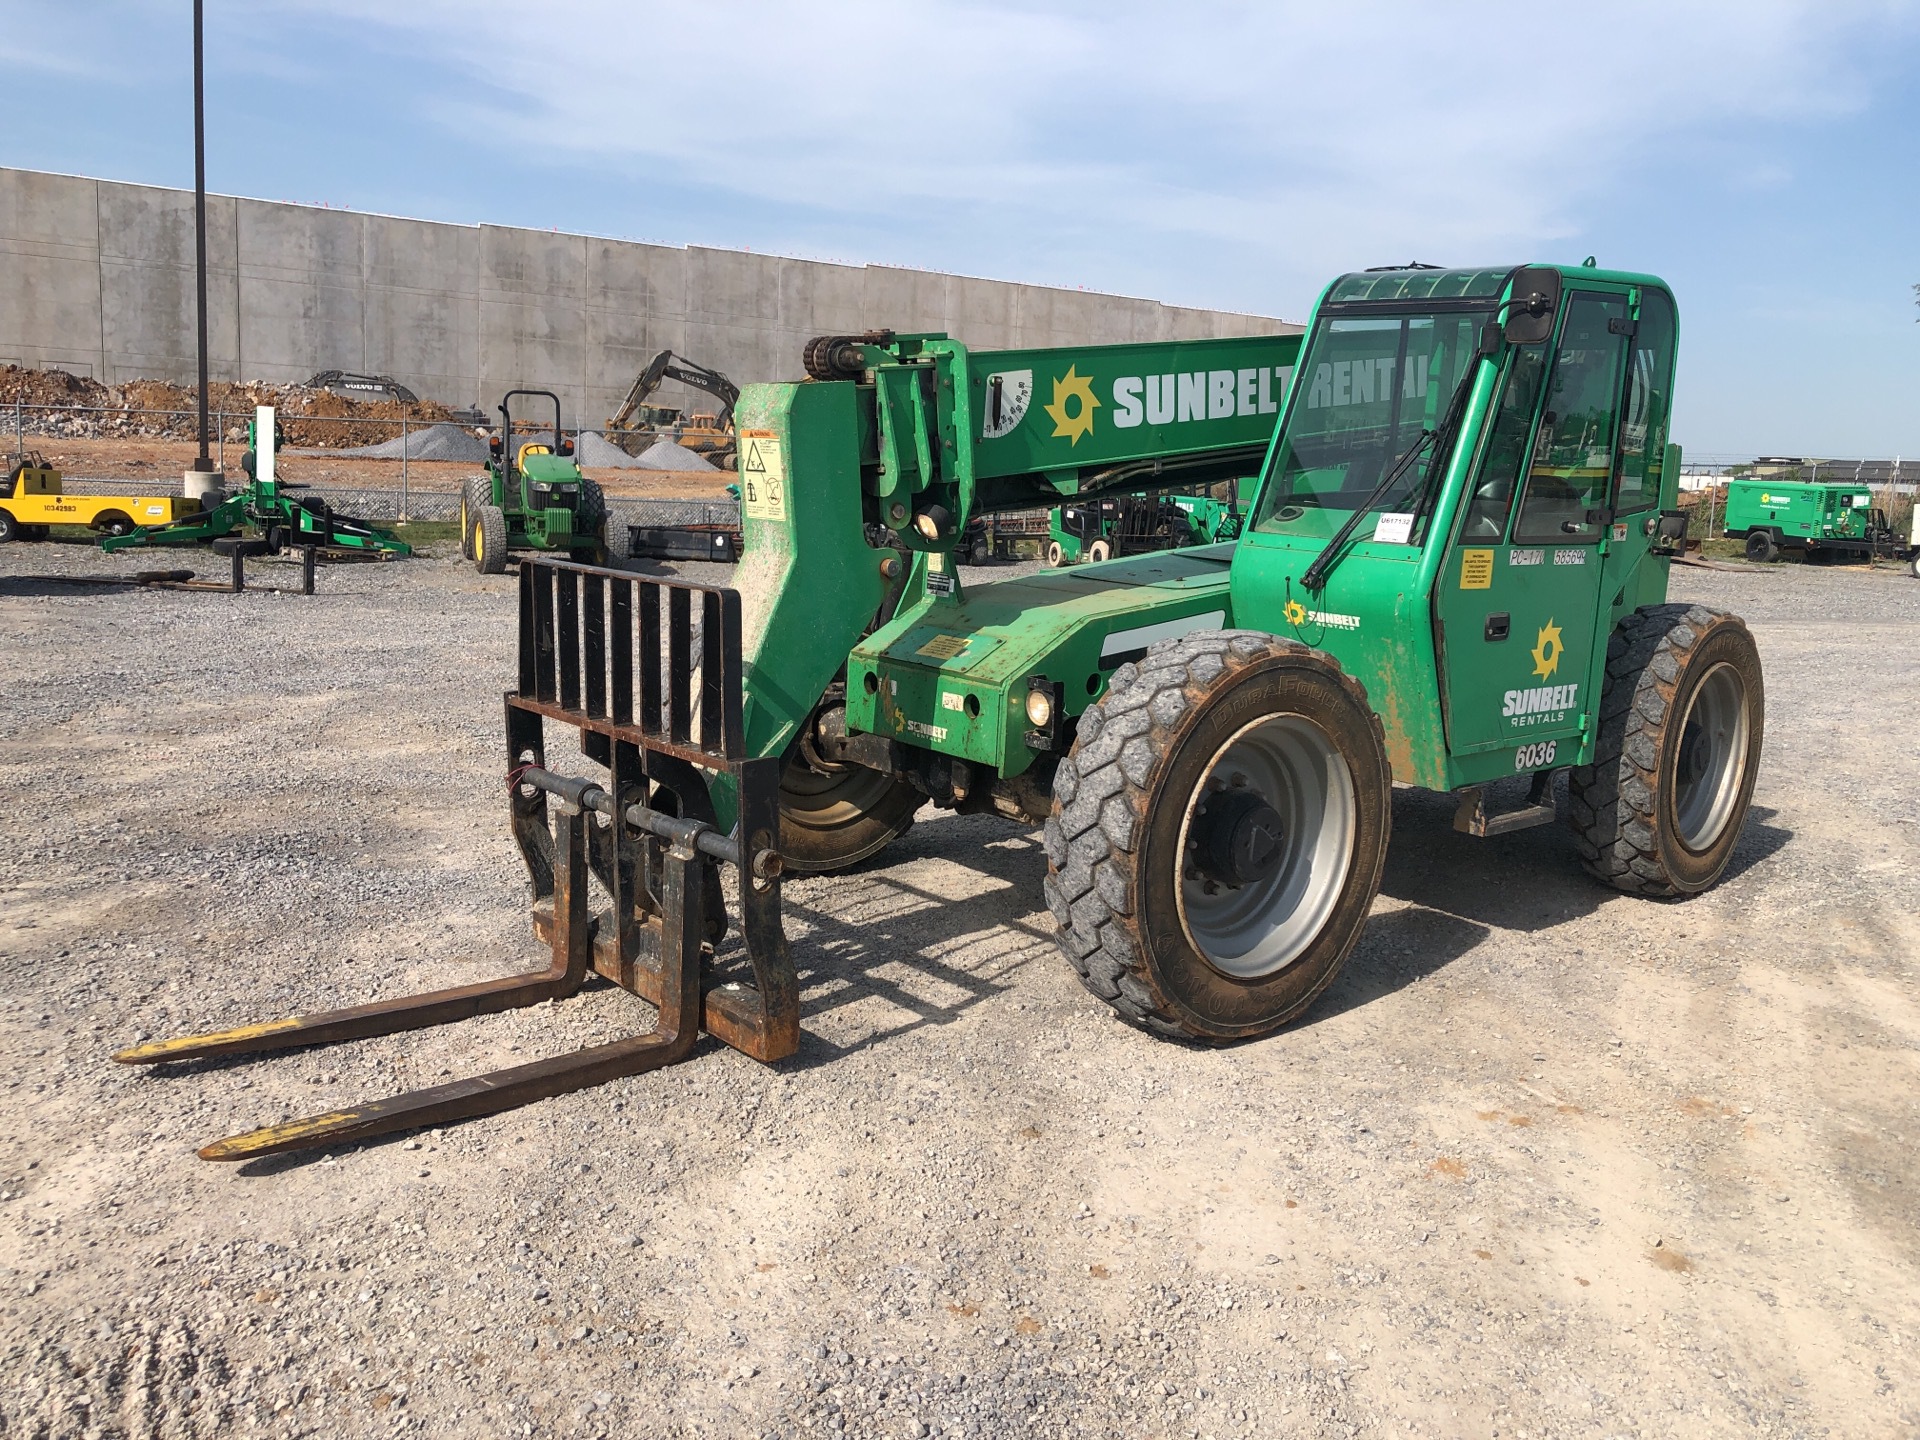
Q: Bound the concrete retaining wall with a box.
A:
[0,167,1296,424]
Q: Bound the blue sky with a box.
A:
[6,0,1919,457]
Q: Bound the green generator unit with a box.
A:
[1723,478,1904,563]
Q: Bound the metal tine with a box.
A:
[533,564,558,704]
[556,568,581,712]
[516,562,537,696]
[189,819,709,1164]
[583,571,607,720]
[668,586,691,745]
[700,591,722,753]
[718,590,744,759]
[609,579,633,727]
[639,582,662,741]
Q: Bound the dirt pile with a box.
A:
[0,365,459,447]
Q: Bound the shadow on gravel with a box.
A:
[1306,905,1489,1026]
[0,575,148,597]
[1720,805,1793,886]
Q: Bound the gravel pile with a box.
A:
[304,423,489,464]
[573,432,647,468]
[0,545,1916,1439]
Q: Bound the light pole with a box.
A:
[185,0,223,500]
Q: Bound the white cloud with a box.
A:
[250,0,1913,311]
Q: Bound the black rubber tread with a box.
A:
[1041,628,1390,1041]
[572,478,609,560]
[475,505,509,575]
[459,476,488,560]
[1744,530,1777,563]
[1567,603,1765,897]
[0,508,18,543]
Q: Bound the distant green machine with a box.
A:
[1044,485,1244,566]
[461,390,609,574]
[1721,477,1914,566]
[100,405,411,558]
[126,271,1775,1164]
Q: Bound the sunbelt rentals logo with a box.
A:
[1501,619,1578,723]
[1044,367,1100,445]
[990,362,1294,443]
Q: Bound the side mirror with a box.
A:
[1502,267,1562,345]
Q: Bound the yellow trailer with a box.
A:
[0,454,201,541]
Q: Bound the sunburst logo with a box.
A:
[1284,599,1308,627]
[1043,366,1100,445]
[1530,619,1564,680]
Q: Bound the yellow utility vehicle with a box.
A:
[0,454,202,542]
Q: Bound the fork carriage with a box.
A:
[116,557,797,1161]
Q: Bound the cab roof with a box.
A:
[1326,262,1670,306]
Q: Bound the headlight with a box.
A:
[1025,688,1053,729]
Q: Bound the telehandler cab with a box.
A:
[121,265,1764,1161]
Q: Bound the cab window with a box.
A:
[1613,289,1676,516]
[1512,292,1630,544]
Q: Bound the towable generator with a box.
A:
[122,264,1765,1160]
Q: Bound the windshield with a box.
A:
[1252,309,1490,541]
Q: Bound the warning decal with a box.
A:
[739,430,787,521]
[1459,548,1494,590]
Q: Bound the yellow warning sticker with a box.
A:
[738,429,787,521]
[915,634,971,661]
[1459,548,1494,590]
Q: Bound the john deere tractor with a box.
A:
[123,268,1768,1163]
[460,389,609,573]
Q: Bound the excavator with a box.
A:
[604,350,740,467]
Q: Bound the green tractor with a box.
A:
[460,389,609,574]
[123,268,1769,1161]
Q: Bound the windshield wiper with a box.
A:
[1299,354,1484,593]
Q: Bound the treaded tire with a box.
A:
[475,505,509,575]
[1568,603,1764,897]
[0,508,16,543]
[1744,530,1777,563]
[1042,628,1391,1042]
[459,477,488,560]
[572,478,609,562]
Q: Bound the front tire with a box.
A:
[475,505,509,575]
[572,478,609,563]
[0,508,16,543]
[459,477,488,561]
[1044,629,1391,1041]
[777,755,923,874]
[1086,538,1113,564]
[1569,604,1764,897]
[1044,540,1065,568]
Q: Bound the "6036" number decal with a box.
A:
[1514,740,1557,771]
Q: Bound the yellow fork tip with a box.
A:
[112,1017,305,1065]
[197,1110,364,1163]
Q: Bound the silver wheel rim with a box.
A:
[1174,712,1356,979]
[1672,661,1749,851]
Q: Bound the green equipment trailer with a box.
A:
[121,270,1770,1163]
[460,389,609,573]
[99,405,411,559]
[1045,484,1245,566]
[1721,477,1914,566]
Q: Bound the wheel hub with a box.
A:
[1191,789,1287,888]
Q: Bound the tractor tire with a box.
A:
[1086,539,1113,564]
[0,508,16,543]
[94,511,135,538]
[1568,604,1764,898]
[1044,540,1065,568]
[572,478,610,563]
[1744,530,1777,563]
[458,477,488,561]
[777,754,924,874]
[474,505,509,575]
[1043,629,1392,1042]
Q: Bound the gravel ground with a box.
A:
[1,541,1916,1440]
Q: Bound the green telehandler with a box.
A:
[460,389,610,573]
[121,267,1764,1162]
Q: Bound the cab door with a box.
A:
[1435,289,1632,762]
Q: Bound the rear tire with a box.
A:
[1568,604,1764,897]
[1044,629,1392,1041]
[1744,530,1777,563]
[777,755,922,873]
[1044,540,1065,568]
[572,478,609,563]
[0,509,16,543]
[95,512,134,538]
[459,477,488,561]
[475,505,509,575]
[1086,539,1113,564]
